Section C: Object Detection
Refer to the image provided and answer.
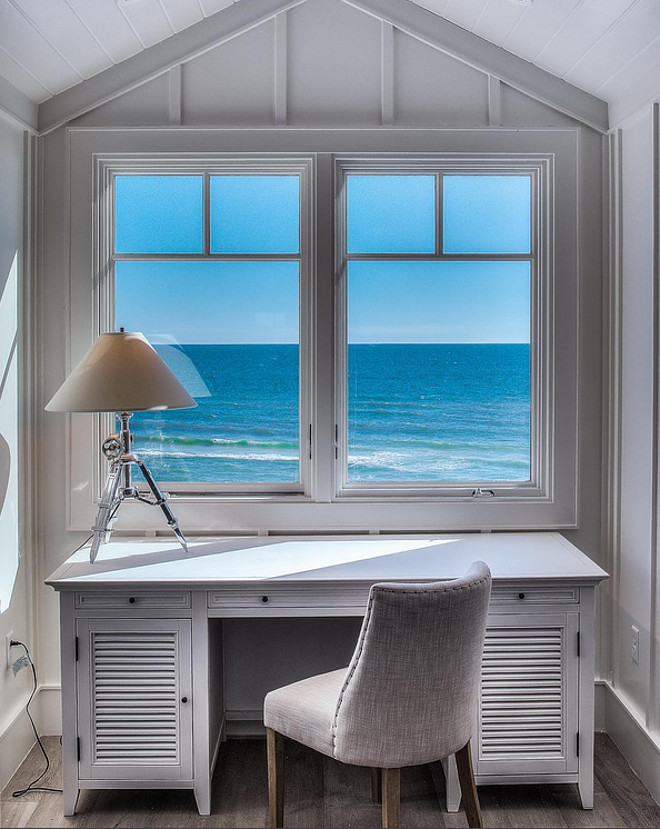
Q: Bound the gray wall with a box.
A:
[35,0,605,729]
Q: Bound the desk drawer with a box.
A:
[75,591,191,610]
[208,586,371,612]
[490,586,578,605]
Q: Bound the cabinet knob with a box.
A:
[518,593,526,600]
[128,597,136,604]
[181,696,188,704]
[261,596,269,604]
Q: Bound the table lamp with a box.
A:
[46,329,197,563]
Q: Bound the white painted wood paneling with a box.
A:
[64,0,143,65]
[118,0,174,49]
[469,0,528,48]
[12,0,113,79]
[0,45,51,102]
[181,19,276,125]
[287,0,382,125]
[0,0,81,93]
[393,28,489,125]
[565,0,660,93]
[531,0,635,80]
[501,0,581,64]
[158,0,204,33]
[440,0,489,34]
[198,0,234,16]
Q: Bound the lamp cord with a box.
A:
[10,641,63,798]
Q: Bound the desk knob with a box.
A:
[128,597,136,604]
[261,596,269,604]
[181,696,188,704]
[518,593,526,600]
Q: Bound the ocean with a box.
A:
[130,343,530,484]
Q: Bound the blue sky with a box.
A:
[115,174,531,344]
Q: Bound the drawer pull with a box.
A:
[181,696,188,704]
[518,593,525,600]
[128,597,136,604]
[261,596,269,604]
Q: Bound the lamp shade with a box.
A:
[45,331,197,413]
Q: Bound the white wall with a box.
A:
[34,0,605,737]
[603,103,660,804]
[0,117,34,789]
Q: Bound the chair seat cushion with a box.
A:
[263,667,347,759]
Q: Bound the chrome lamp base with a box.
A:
[90,412,189,563]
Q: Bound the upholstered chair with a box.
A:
[263,560,492,828]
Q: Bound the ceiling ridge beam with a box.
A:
[342,0,609,133]
[0,73,38,132]
[37,0,309,135]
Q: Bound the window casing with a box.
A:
[66,128,578,532]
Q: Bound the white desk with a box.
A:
[46,532,608,817]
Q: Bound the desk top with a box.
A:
[46,532,608,590]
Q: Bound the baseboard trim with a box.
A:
[601,681,660,805]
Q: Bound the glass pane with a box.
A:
[443,175,531,254]
[115,260,299,483]
[210,175,299,253]
[347,175,435,254]
[347,260,530,482]
[115,175,203,254]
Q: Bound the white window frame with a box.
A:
[66,128,578,533]
[102,156,313,497]
[334,155,548,500]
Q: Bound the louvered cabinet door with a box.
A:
[77,618,193,781]
[475,612,579,777]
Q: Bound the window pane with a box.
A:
[347,175,435,254]
[115,176,203,253]
[210,175,299,253]
[347,260,530,482]
[115,260,299,483]
[443,175,531,254]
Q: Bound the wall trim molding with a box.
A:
[601,681,660,806]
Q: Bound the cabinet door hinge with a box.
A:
[77,737,81,762]
[309,424,312,460]
[75,636,79,661]
[334,424,339,460]
[576,732,580,756]
[576,631,580,658]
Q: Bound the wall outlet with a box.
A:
[631,625,640,664]
[5,631,14,670]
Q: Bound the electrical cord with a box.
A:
[10,641,63,797]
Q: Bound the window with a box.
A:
[336,159,545,497]
[110,163,312,491]
[68,129,577,532]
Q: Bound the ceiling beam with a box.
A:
[344,0,609,133]
[0,74,38,133]
[37,0,308,135]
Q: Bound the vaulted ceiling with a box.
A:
[0,0,658,131]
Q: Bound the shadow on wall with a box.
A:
[0,250,19,613]
[0,433,9,518]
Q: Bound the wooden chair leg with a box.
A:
[371,767,382,803]
[455,741,483,829]
[267,728,284,828]
[381,767,400,828]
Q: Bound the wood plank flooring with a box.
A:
[2,734,659,828]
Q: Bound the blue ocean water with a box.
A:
[130,343,530,484]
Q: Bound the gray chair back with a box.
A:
[333,561,492,768]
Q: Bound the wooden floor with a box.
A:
[2,734,659,828]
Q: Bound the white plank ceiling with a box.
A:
[0,0,657,115]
